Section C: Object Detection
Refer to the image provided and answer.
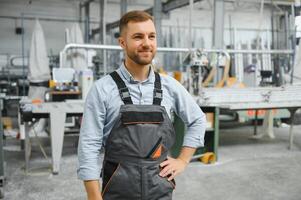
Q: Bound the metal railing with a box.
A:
[59,43,294,72]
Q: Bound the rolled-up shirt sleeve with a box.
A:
[77,84,105,180]
[172,78,206,148]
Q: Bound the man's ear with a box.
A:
[118,37,126,49]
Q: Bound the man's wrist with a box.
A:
[178,157,189,165]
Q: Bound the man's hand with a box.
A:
[159,146,196,181]
[159,156,188,181]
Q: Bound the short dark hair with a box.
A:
[119,10,153,35]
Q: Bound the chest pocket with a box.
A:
[121,111,163,125]
[119,110,166,158]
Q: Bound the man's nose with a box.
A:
[142,37,151,47]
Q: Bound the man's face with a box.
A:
[119,19,157,66]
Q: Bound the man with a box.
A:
[77,10,206,200]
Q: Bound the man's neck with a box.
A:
[124,59,150,82]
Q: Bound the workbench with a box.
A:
[20,99,84,174]
[194,85,301,159]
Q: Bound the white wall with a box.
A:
[0,0,82,55]
[161,1,273,49]
[0,0,286,57]
[0,0,157,57]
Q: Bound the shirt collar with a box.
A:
[119,62,155,84]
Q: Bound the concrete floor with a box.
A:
[2,124,301,200]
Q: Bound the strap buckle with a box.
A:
[153,88,163,99]
[119,87,130,99]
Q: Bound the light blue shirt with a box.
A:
[77,63,206,180]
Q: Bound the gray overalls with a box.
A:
[101,71,176,200]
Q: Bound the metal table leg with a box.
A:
[49,111,66,174]
[254,109,258,135]
[288,108,298,150]
[213,107,220,160]
[24,122,31,174]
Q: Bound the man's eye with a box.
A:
[134,36,142,39]
[149,35,156,39]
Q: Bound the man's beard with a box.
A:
[127,47,156,65]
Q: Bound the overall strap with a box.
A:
[153,72,162,105]
[110,71,133,104]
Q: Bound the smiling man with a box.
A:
[77,10,206,200]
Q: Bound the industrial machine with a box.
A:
[183,49,233,93]
[183,49,210,95]
[47,67,93,101]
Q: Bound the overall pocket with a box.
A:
[159,168,176,190]
[102,161,141,200]
[145,165,175,200]
[120,111,165,158]
[145,137,163,159]
[121,111,164,125]
[101,161,120,196]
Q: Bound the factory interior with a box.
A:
[1,0,301,199]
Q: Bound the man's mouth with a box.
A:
[138,51,152,56]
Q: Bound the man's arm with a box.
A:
[178,146,196,164]
[78,84,106,198]
[84,180,102,200]
[159,146,196,180]
[159,76,206,180]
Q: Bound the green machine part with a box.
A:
[171,107,219,159]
